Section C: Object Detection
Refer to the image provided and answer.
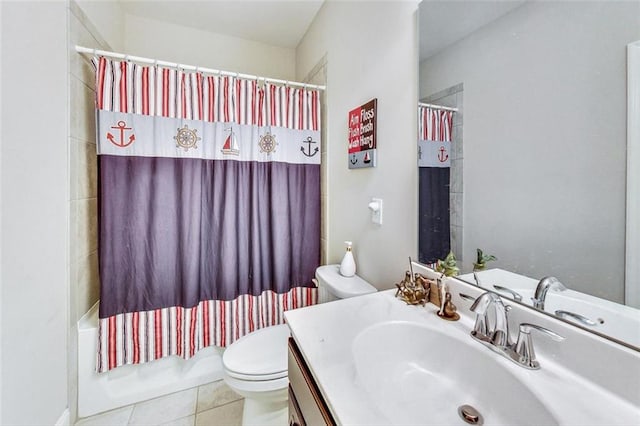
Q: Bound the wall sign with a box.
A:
[348,98,377,169]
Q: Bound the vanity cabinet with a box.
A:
[288,337,336,426]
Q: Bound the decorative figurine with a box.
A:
[437,292,460,321]
[395,271,431,306]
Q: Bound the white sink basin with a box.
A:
[352,320,558,425]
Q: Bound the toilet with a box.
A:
[222,264,377,425]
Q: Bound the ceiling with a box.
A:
[419,0,527,60]
[118,0,325,48]
[118,0,526,57]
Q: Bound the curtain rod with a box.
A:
[75,45,326,91]
[418,102,459,112]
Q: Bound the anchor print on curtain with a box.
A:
[417,106,453,265]
[92,57,321,372]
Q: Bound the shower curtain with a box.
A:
[418,106,453,265]
[93,57,321,372]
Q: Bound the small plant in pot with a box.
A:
[435,251,460,277]
[473,248,497,271]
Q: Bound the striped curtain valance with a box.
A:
[418,106,453,142]
[93,57,321,131]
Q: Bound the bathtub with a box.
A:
[77,302,224,418]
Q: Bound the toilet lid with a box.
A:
[315,264,377,299]
[222,324,290,381]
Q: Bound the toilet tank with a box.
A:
[315,264,377,303]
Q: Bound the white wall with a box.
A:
[419,1,640,302]
[0,3,3,420]
[297,1,419,289]
[75,0,125,51]
[0,1,69,424]
[124,14,296,80]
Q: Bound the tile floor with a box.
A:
[75,380,244,426]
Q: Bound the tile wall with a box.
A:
[68,1,108,423]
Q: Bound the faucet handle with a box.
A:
[493,285,523,302]
[554,310,598,326]
[514,323,565,369]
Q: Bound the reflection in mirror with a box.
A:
[417,101,457,264]
[418,0,640,349]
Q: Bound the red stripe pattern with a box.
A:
[92,57,321,131]
[97,287,318,372]
[418,106,453,142]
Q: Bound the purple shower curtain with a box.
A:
[417,106,453,265]
[93,57,321,371]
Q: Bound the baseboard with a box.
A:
[55,408,70,426]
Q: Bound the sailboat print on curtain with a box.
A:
[92,57,322,372]
[221,126,240,155]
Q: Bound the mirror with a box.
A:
[418,0,640,349]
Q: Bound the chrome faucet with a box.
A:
[469,291,564,369]
[532,276,567,310]
[470,292,511,349]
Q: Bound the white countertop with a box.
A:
[285,282,640,425]
[286,289,450,425]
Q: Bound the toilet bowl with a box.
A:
[221,265,376,425]
[222,324,290,426]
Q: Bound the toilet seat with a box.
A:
[224,368,287,381]
[222,324,290,382]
